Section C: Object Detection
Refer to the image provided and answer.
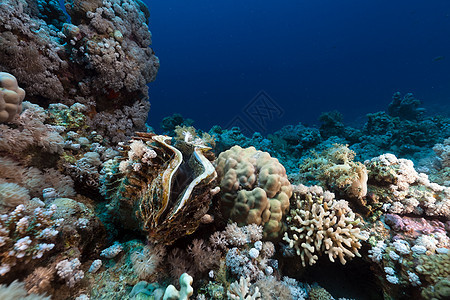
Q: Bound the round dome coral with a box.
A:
[0,72,25,123]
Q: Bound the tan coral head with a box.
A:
[0,72,25,123]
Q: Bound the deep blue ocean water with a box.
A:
[145,0,450,134]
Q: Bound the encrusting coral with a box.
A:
[283,184,368,267]
[215,145,292,240]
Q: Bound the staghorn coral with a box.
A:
[215,145,292,240]
[283,185,368,267]
[0,72,25,123]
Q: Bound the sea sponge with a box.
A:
[215,146,292,240]
[0,72,25,123]
[283,185,368,267]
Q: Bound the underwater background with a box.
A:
[147,0,450,133]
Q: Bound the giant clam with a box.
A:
[105,132,217,244]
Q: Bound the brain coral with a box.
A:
[0,72,25,123]
[215,146,292,240]
[283,184,368,267]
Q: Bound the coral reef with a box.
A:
[1,3,450,299]
[387,92,425,121]
[0,0,159,142]
[282,185,368,267]
[0,280,50,300]
[215,145,292,240]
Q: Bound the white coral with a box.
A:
[227,276,261,300]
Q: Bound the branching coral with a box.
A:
[207,223,278,282]
[283,185,368,267]
[227,276,261,300]
[215,146,292,240]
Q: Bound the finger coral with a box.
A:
[227,276,261,300]
[283,184,368,267]
[215,146,292,240]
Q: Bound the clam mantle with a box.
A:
[105,133,217,244]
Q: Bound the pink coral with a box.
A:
[385,214,447,239]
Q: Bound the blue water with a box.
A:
[145,0,450,134]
